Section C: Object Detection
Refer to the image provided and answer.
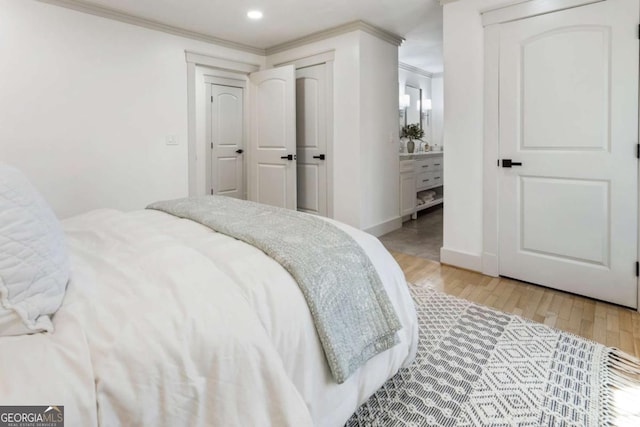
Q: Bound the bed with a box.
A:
[0,165,418,426]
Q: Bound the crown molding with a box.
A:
[399,62,434,78]
[37,1,405,58]
[266,20,405,56]
[37,0,265,55]
[439,0,461,4]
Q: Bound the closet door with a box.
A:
[296,63,328,216]
[497,0,639,307]
[247,65,297,210]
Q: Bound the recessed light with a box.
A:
[247,10,263,20]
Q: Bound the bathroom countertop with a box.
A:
[399,151,443,159]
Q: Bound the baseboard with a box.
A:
[364,216,402,237]
[440,247,483,273]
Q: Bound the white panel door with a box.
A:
[210,84,244,199]
[296,64,328,216]
[498,0,638,307]
[248,66,297,210]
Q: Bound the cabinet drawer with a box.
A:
[430,171,443,186]
[416,171,433,189]
[415,158,432,172]
[430,156,443,171]
[415,156,444,172]
[416,171,443,190]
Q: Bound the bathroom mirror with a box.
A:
[400,85,423,130]
[405,85,421,128]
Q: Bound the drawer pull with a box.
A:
[433,163,441,166]
[422,179,429,183]
[421,165,429,168]
[434,177,440,180]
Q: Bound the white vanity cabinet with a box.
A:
[400,159,417,216]
[399,152,444,220]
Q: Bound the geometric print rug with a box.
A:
[345,284,640,426]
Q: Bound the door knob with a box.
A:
[313,154,326,160]
[501,159,523,168]
[236,149,244,154]
[280,154,294,161]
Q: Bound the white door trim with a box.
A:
[325,61,334,219]
[204,76,247,87]
[185,51,260,196]
[482,24,501,278]
[185,51,260,73]
[481,0,604,26]
[275,51,335,219]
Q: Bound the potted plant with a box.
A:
[401,123,424,153]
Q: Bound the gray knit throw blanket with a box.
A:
[147,195,401,384]
[346,284,640,426]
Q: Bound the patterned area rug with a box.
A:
[345,284,640,426]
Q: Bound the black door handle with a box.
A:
[280,154,294,161]
[501,159,523,168]
[313,154,326,160]
[236,149,244,154]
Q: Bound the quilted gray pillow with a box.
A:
[0,164,69,336]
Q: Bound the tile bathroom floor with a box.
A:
[379,205,443,262]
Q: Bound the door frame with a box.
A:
[275,51,335,219]
[185,50,259,197]
[205,76,247,198]
[480,0,640,311]
[481,23,501,278]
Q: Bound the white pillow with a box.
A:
[0,164,69,336]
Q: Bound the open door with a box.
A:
[247,65,297,210]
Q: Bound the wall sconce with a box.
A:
[399,94,410,110]
[420,98,432,125]
[399,94,410,120]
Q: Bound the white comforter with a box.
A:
[0,209,418,426]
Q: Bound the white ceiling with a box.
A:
[69,0,444,73]
[399,2,443,74]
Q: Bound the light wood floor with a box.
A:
[392,251,640,358]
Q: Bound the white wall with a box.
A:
[431,74,444,149]
[267,31,400,232]
[359,32,401,232]
[1,0,401,233]
[440,0,505,270]
[0,0,264,218]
